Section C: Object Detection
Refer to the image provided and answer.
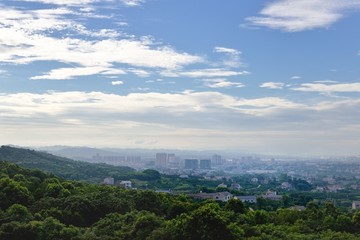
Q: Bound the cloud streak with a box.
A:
[203,79,245,88]
[20,0,146,7]
[292,83,360,93]
[246,0,360,32]
[214,46,243,68]
[161,68,249,78]
[260,82,285,89]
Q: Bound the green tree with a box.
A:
[165,203,237,240]
[5,204,32,222]
[0,177,33,209]
[224,198,246,214]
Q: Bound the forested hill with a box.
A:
[0,146,134,182]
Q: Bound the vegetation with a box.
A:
[0,146,135,183]
[1,161,360,239]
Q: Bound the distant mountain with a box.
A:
[38,145,239,160]
[0,145,135,182]
[45,146,122,159]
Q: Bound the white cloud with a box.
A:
[0,91,300,119]
[292,83,360,92]
[111,80,124,85]
[19,0,115,6]
[23,0,146,7]
[214,46,242,68]
[0,33,203,70]
[127,68,151,77]
[121,0,146,7]
[203,78,245,88]
[0,5,204,80]
[146,79,163,83]
[314,80,338,84]
[260,82,285,89]
[0,3,253,82]
[214,47,241,55]
[246,0,360,32]
[31,67,125,80]
[116,21,129,26]
[291,75,301,80]
[162,68,249,78]
[1,91,360,155]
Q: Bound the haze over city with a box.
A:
[1,0,360,156]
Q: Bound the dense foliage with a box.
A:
[1,161,360,239]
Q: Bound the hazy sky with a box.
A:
[1,0,360,156]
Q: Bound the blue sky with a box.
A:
[1,0,360,156]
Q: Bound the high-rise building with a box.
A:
[167,153,179,168]
[200,159,211,169]
[211,154,223,166]
[127,156,141,163]
[184,159,198,169]
[156,153,168,167]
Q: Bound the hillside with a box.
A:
[0,146,134,182]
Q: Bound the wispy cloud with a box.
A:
[214,47,243,68]
[260,82,285,89]
[111,80,124,85]
[203,78,245,88]
[292,82,360,93]
[314,80,338,84]
[19,0,103,6]
[291,75,301,80]
[246,0,360,32]
[31,67,122,80]
[121,0,146,7]
[161,68,249,78]
[20,0,145,7]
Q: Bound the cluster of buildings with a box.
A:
[188,189,283,204]
[155,153,229,170]
[102,177,133,189]
[92,152,228,172]
[93,154,142,168]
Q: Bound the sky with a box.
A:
[1,0,360,156]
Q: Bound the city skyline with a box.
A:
[1,0,360,156]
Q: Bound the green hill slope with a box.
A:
[0,146,134,182]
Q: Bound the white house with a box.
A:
[119,180,132,189]
[103,177,114,185]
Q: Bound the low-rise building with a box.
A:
[281,182,292,190]
[119,180,132,189]
[103,177,114,185]
[352,201,360,210]
[188,192,232,202]
[289,205,306,211]
[236,195,257,204]
[230,183,241,190]
[261,190,282,201]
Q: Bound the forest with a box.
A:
[2,160,360,240]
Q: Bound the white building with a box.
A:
[237,195,257,204]
[103,177,114,185]
[120,180,132,189]
[352,201,360,210]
